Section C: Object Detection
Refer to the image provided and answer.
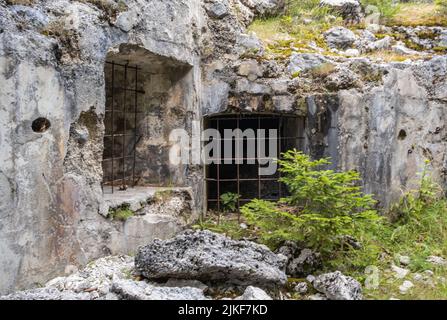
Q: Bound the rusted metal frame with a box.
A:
[102,155,135,162]
[109,87,145,94]
[105,61,140,70]
[104,133,137,138]
[111,62,115,193]
[122,63,128,189]
[103,61,143,193]
[206,114,305,210]
[133,66,138,187]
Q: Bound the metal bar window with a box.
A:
[204,113,306,212]
[102,61,143,193]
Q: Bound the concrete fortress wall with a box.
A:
[0,0,204,294]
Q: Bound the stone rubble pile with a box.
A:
[0,231,364,300]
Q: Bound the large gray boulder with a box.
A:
[312,271,363,300]
[135,230,288,287]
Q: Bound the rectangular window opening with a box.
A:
[204,113,306,212]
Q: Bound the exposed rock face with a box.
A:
[312,271,363,300]
[337,56,447,207]
[135,230,288,287]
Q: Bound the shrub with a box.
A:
[220,192,241,213]
[241,150,381,255]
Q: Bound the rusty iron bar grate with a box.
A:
[204,113,306,216]
[102,61,144,193]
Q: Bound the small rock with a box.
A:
[294,282,308,295]
[426,256,447,266]
[0,287,90,300]
[399,280,414,294]
[302,18,313,25]
[288,53,329,74]
[391,264,410,279]
[234,286,272,300]
[366,23,381,34]
[413,273,423,282]
[392,44,420,56]
[424,270,434,277]
[366,36,393,52]
[275,241,300,262]
[111,279,150,300]
[324,26,357,50]
[324,66,359,90]
[312,271,363,300]
[163,279,208,292]
[70,126,89,146]
[343,48,360,57]
[306,275,316,284]
[237,60,263,81]
[206,2,229,19]
[111,279,208,300]
[235,32,264,57]
[114,9,139,32]
[239,223,248,230]
[398,255,411,266]
[147,286,209,300]
[307,293,328,300]
[438,30,447,47]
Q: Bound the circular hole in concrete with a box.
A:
[398,129,407,140]
[32,117,51,133]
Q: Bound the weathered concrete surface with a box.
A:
[0,0,203,294]
[200,0,447,208]
[336,57,447,207]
